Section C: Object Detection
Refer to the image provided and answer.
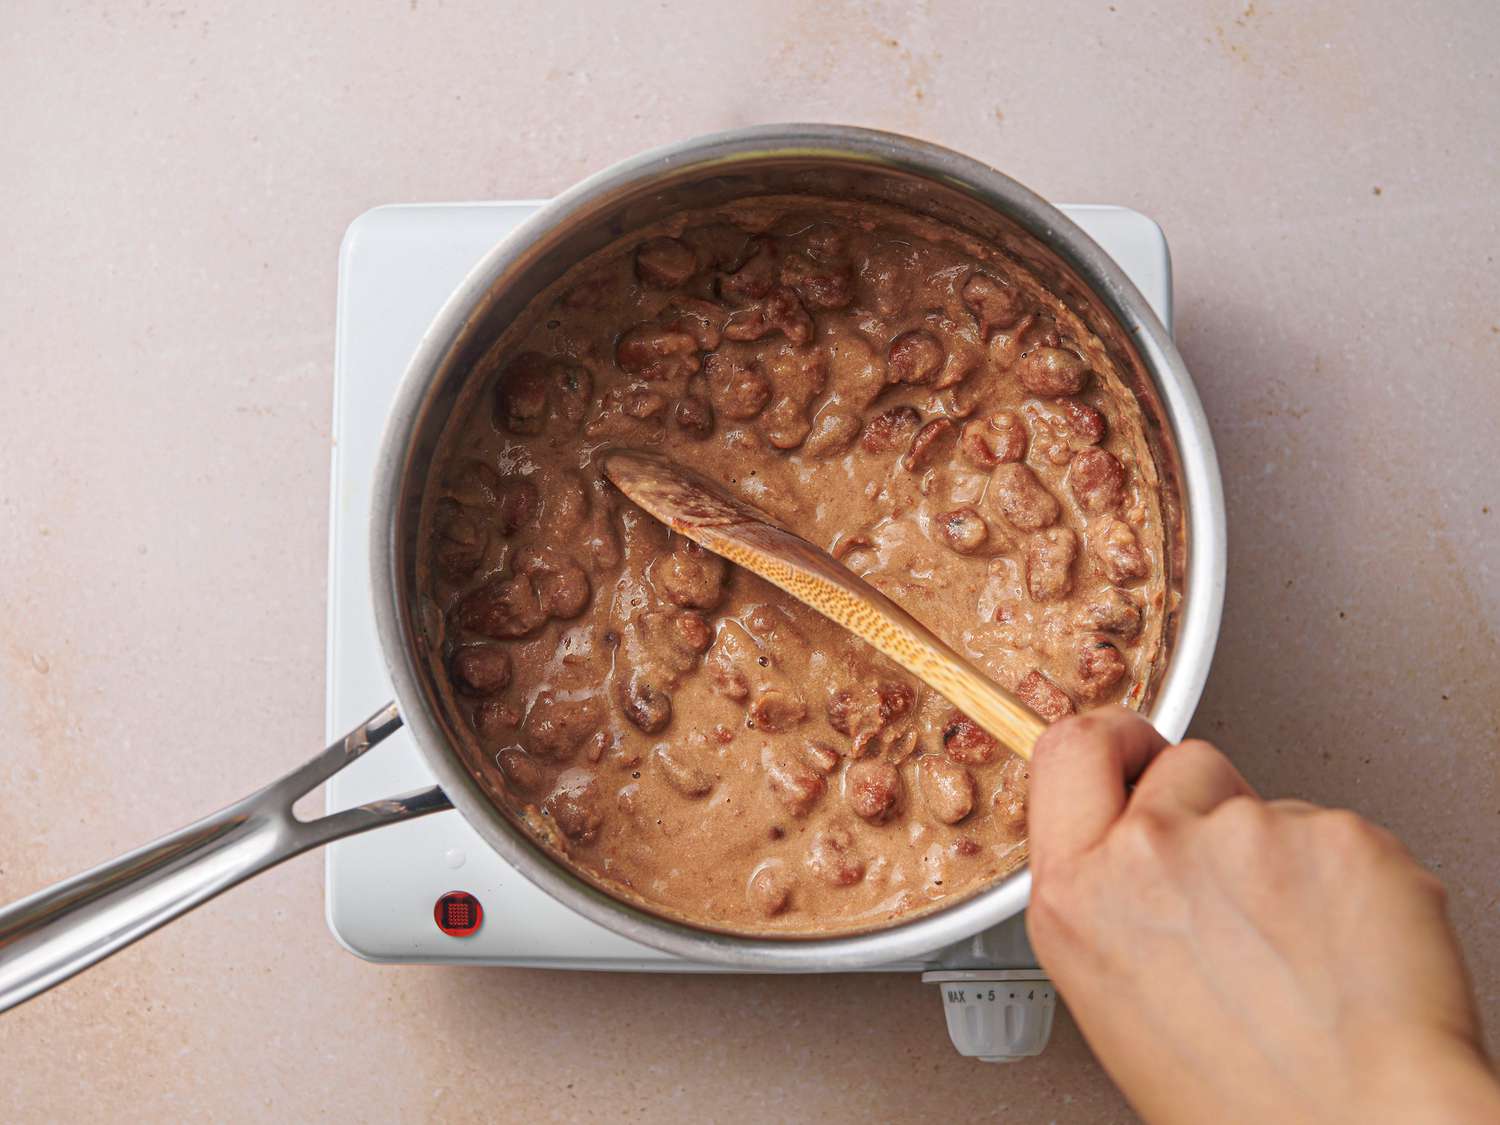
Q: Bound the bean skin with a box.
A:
[544,776,604,843]
[1090,517,1150,583]
[990,462,1060,531]
[449,645,513,696]
[801,742,841,774]
[764,748,826,816]
[1069,447,1126,513]
[808,827,865,886]
[749,688,807,733]
[1076,635,1128,700]
[497,747,544,794]
[433,507,485,579]
[723,286,813,346]
[654,744,715,798]
[961,272,1027,332]
[845,759,903,824]
[616,323,701,382]
[827,681,915,757]
[719,235,779,300]
[635,236,698,288]
[748,864,795,916]
[674,394,714,438]
[942,712,1001,766]
[991,756,1029,837]
[1016,670,1075,723]
[474,699,521,741]
[902,417,956,471]
[1074,587,1143,638]
[939,506,990,556]
[1017,345,1090,396]
[920,756,975,824]
[514,548,592,619]
[859,406,921,453]
[457,574,546,639]
[887,330,945,385]
[651,537,727,610]
[1026,527,1079,602]
[705,353,771,420]
[1060,397,1106,444]
[781,251,853,310]
[960,411,1028,467]
[493,352,549,434]
[526,692,604,761]
[618,677,673,734]
[803,408,862,458]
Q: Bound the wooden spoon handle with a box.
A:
[694,515,1044,760]
[604,451,1046,761]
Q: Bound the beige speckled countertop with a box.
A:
[2,2,1497,1121]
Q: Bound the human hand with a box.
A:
[1026,707,1500,1124]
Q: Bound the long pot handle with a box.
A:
[0,702,451,1014]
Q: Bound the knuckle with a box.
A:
[1174,738,1222,762]
[1115,808,1175,860]
[1211,793,1266,830]
[1317,808,1387,857]
[1205,797,1277,871]
[1167,739,1248,797]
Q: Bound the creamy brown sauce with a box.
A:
[420,197,1167,936]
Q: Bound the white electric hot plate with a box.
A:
[324,201,1173,1061]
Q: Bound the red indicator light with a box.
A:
[434,891,484,937]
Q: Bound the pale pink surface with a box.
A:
[1,2,1497,1122]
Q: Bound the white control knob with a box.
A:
[923,970,1056,1063]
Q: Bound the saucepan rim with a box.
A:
[369,123,1226,970]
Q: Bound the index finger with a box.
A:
[1028,707,1168,865]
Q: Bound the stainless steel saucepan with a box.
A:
[0,124,1226,1012]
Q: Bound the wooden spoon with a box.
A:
[602,449,1046,761]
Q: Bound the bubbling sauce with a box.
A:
[421,197,1167,936]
